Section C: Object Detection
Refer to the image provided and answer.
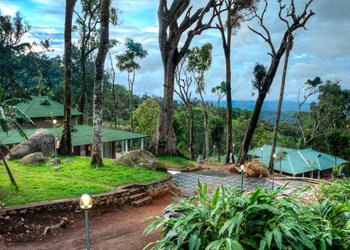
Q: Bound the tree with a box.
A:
[75,0,117,124]
[187,43,213,160]
[210,115,225,162]
[275,151,287,175]
[0,88,34,190]
[214,0,258,164]
[116,38,147,130]
[211,81,226,114]
[239,0,315,164]
[295,77,323,147]
[0,12,31,98]
[149,0,218,156]
[175,58,195,160]
[268,34,293,172]
[60,0,77,156]
[90,0,110,167]
[74,0,100,124]
[133,99,160,136]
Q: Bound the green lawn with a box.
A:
[157,155,197,169]
[0,156,167,207]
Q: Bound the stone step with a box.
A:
[131,196,152,207]
[128,187,142,195]
[129,192,147,201]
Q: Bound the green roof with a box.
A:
[0,125,148,146]
[16,96,82,118]
[249,144,347,175]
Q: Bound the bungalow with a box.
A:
[1,96,149,158]
[248,144,347,178]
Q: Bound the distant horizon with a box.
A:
[175,99,311,112]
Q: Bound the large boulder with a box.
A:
[7,129,55,160]
[114,150,166,171]
[19,152,47,165]
[245,160,268,177]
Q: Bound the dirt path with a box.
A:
[2,195,174,250]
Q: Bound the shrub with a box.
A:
[144,181,350,250]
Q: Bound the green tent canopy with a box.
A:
[248,144,347,175]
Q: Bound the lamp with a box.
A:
[80,194,93,250]
[52,119,58,165]
[240,164,245,191]
[272,154,277,190]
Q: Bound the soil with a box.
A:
[0,194,175,250]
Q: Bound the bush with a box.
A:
[144,181,350,250]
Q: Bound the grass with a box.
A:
[157,154,197,169]
[0,156,167,207]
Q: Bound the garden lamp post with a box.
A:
[52,119,58,158]
[272,154,276,190]
[232,143,235,163]
[80,194,93,250]
[240,164,245,192]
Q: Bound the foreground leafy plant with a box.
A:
[145,181,350,250]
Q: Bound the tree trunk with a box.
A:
[217,142,220,162]
[149,64,178,156]
[204,105,210,160]
[268,34,292,172]
[60,0,76,156]
[188,107,194,160]
[0,150,18,190]
[130,70,135,131]
[239,92,267,164]
[224,47,233,164]
[90,0,110,167]
[77,52,87,124]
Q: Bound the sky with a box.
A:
[1,0,349,101]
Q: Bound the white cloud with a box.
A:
[0,3,18,16]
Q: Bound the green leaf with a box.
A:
[226,239,244,250]
[265,230,273,249]
[273,227,283,250]
[211,188,220,208]
[259,239,267,250]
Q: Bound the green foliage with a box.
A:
[210,115,225,148]
[133,98,160,136]
[145,181,350,250]
[0,156,166,207]
[316,179,350,203]
[116,37,148,74]
[0,88,33,140]
[325,129,349,158]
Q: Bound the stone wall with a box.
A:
[0,174,172,217]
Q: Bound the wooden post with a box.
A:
[0,150,18,190]
[318,170,320,180]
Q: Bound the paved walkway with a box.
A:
[172,171,276,197]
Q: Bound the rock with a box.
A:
[244,160,268,177]
[19,152,47,165]
[64,158,73,163]
[114,150,166,171]
[50,158,61,165]
[6,129,55,160]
